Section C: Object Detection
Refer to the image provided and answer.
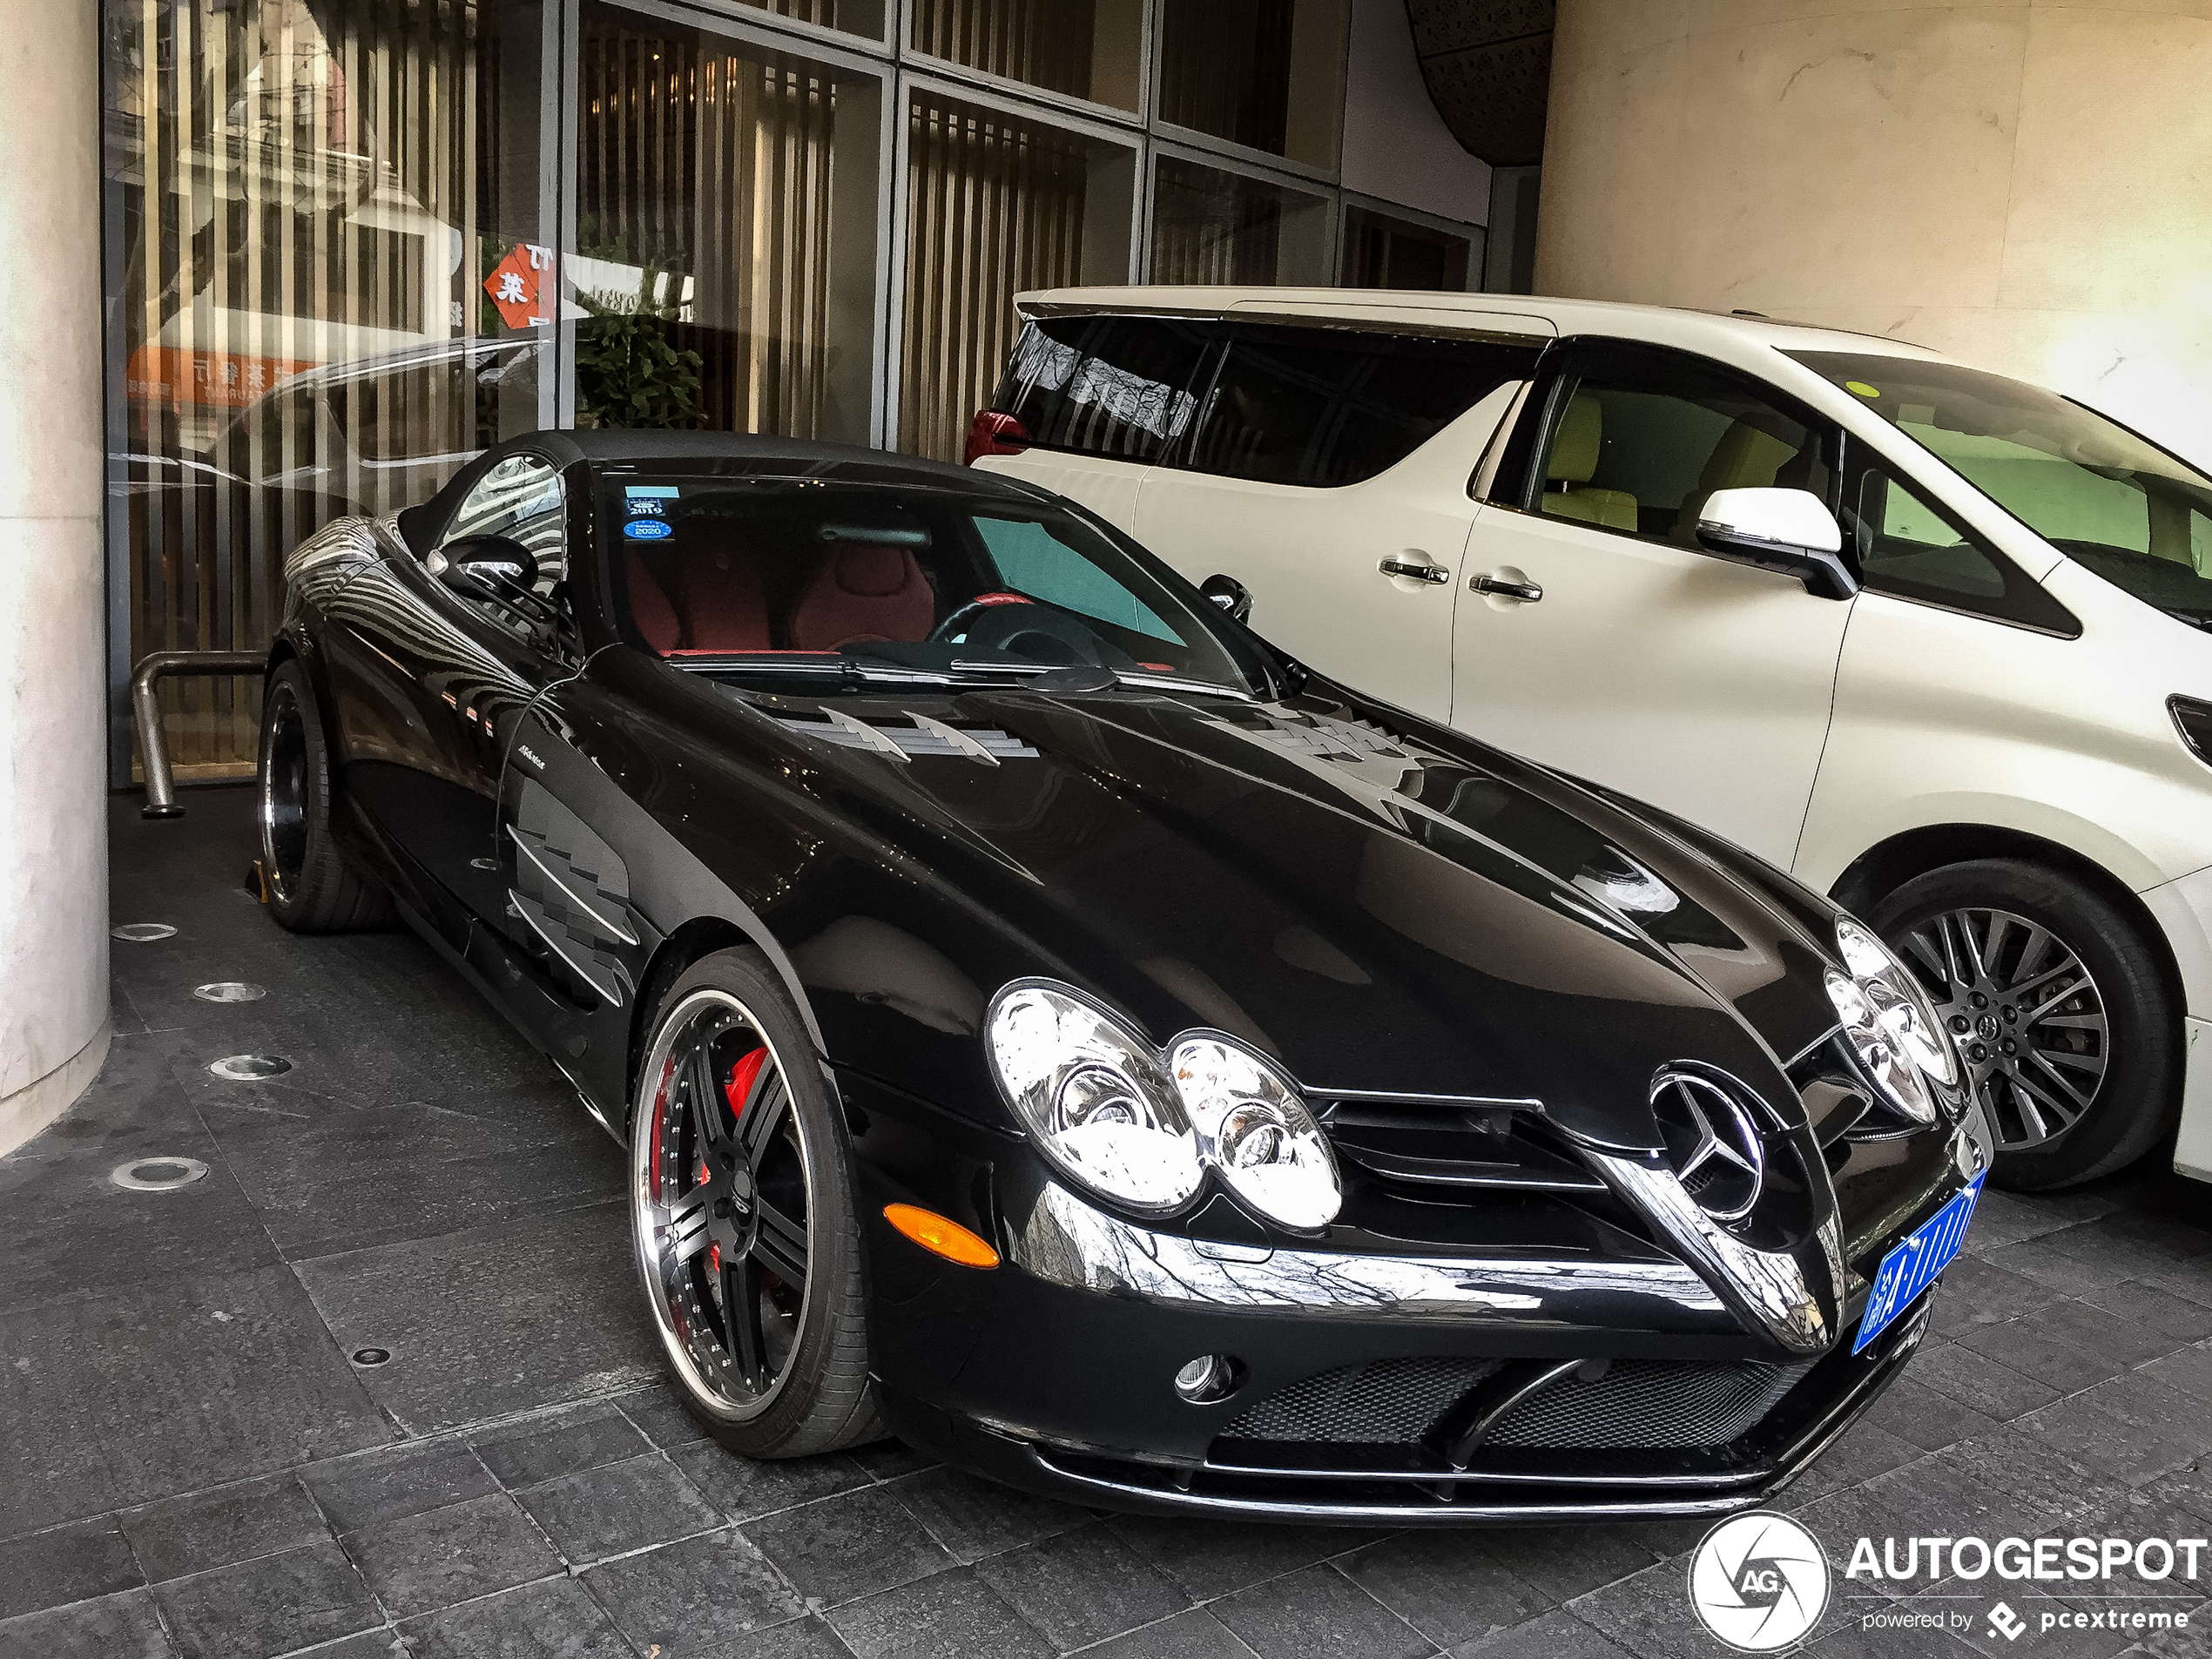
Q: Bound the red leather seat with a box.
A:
[787,543,934,651]
[626,538,772,653]
[627,550,683,651]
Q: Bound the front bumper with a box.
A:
[878,1300,1930,1524]
[844,1070,1978,1523]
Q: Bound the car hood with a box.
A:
[743,678,1844,1155]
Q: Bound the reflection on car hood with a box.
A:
[752,681,1844,1154]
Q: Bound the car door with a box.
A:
[1450,340,1855,867]
[1130,320,1540,723]
[322,448,573,941]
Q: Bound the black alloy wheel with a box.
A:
[631,950,879,1455]
[1871,858,2179,1190]
[255,660,392,932]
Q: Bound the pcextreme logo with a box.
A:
[1688,1512,1832,1651]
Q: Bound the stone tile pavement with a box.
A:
[3,788,2209,1658]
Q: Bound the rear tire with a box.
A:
[630,948,881,1457]
[255,659,393,933]
[1868,859,2178,1190]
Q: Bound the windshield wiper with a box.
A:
[679,654,1251,698]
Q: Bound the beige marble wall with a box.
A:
[0,0,112,1153]
[1536,1,2212,462]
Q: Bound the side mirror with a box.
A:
[1201,573,1252,624]
[1695,488,1858,601]
[425,535,541,602]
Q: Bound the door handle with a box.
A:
[1379,558,1452,585]
[1469,573,1543,603]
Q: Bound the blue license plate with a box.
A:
[1853,1170,1986,1353]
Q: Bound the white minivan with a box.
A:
[970,287,2212,1191]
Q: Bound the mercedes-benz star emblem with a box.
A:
[1688,1511,1831,1651]
[1651,1070,1765,1222]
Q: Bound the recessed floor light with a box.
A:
[111,1157,209,1192]
[209,1054,293,1081]
[193,982,267,1003]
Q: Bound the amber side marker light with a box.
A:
[884,1204,1000,1269]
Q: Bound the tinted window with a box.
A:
[1793,350,2212,632]
[1515,352,1832,545]
[988,315,1214,462]
[600,475,1261,695]
[1177,325,1535,488]
[1844,451,2080,634]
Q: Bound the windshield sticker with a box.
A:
[626,498,664,516]
[625,484,680,498]
[623,519,672,541]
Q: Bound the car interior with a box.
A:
[1537,384,1831,548]
[601,480,1246,688]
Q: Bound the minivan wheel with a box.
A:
[1869,859,2179,1190]
[630,949,880,1456]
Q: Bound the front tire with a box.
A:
[1869,859,2179,1190]
[256,659,392,933]
[630,949,880,1456]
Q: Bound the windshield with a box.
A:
[597,471,1264,695]
[1791,351,2212,629]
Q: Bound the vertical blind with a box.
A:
[1156,0,1294,154]
[109,0,524,774]
[900,91,1093,464]
[911,0,1096,102]
[1149,156,1283,286]
[575,14,842,439]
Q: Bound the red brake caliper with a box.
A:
[724,1048,768,1124]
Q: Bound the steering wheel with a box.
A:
[930,594,1124,669]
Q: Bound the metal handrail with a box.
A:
[132,651,267,819]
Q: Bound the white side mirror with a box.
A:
[1695,487,1857,601]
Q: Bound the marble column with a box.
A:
[0,0,111,1153]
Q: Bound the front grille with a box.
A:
[1219,1358,1498,1445]
[1485,1358,1817,1450]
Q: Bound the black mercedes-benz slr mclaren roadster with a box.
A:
[257,430,1989,1522]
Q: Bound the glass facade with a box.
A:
[98,0,1485,779]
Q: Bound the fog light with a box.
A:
[1173,1353,1241,1403]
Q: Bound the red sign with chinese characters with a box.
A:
[482,242,554,329]
[124,346,317,411]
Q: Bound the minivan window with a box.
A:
[1519,352,1832,545]
[1841,451,2080,635]
[988,315,1213,463]
[1793,352,2212,630]
[1177,325,1537,489]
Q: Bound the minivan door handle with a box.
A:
[1379,558,1452,585]
[1469,573,1543,603]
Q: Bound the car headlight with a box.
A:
[984,983,1201,1212]
[983,983,1344,1230]
[1169,1035,1342,1230]
[1825,916,1959,1123]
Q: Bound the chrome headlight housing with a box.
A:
[984,983,1200,1213]
[984,982,1342,1230]
[1824,916,1959,1123]
[1169,1035,1342,1230]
